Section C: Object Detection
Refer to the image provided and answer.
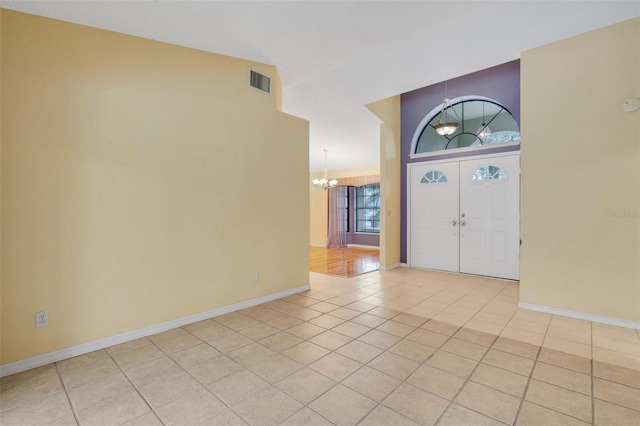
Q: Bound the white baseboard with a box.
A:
[347,244,380,250]
[310,243,379,250]
[518,302,640,330]
[380,263,401,271]
[401,263,409,268]
[0,284,310,378]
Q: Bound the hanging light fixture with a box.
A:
[476,101,492,144]
[312,149,338,190]
[433,81,458,136]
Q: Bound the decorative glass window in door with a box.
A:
[471,165,507,181]
[415,99,520,154]
[420,170,448,184]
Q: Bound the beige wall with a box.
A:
[520,18,640,322]
[367,96,401,269]
[310,166,380,247]
[1,10,309,364]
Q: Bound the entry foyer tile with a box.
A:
[233,387,302,426]
[455,381,521,424]
[0,392,73,426]
[342,366,401,402]
[368,351,419,381]
[360,405,421,426]
[309,352,361,382]
[517,401,589,426]
[155,388,227,426]
[207,369,270,405]
[8,267,640,426]
[275,367,336,404]
[407,365,465,400]
[439,403,505,426]
[309,384,376,426]
[76,389,150,426]
[525,379,592,423]
[282,341,330,365]
[382,383,449,426]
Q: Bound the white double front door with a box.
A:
[409,154,520,280]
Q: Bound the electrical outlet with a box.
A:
[255,272,261,282]
[35,311,49,328]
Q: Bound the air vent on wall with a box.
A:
[249,69,271,94]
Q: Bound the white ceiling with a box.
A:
[3,1,638,172]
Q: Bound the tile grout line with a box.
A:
[353,310,510,424]
[123,324,255,424]
[53,362,81,425]
[420,281,488,323]
[287,310,400,425]
[105,340,165,426]
[461,282,519,338]
[208,306,402,425]
[157,323,267,425]
[350,314,438,426]
[314,279,538,425]
[510,341,543,425]
[431,331,500,426]
[350,313,460,426]
[462,300,598,425]
[255,302,381,425]
[277,310,444,425]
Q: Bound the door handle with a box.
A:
[460,220,467,226]
[451,220,457,226]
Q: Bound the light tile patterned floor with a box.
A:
[1,268,639,425]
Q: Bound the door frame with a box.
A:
[407,151,521,274]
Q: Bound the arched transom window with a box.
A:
[415,98,520,154]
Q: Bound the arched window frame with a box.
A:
[471,165,507,181]
[420,170,448,184]
[409,95,520,160]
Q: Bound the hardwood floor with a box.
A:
[309,246,380,277]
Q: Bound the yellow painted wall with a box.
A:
[0,10,3,356]
[367,96,401,269]
[0,10,309,364]
[520,18,640,322]
[310,166,380,247]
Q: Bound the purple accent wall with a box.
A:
[400,60,521,263]
[350,232,380,246]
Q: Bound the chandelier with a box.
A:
[312,149,338,190]
[433,99,458,136]
[433,81,458,136]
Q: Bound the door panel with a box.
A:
[410,162,459,272]
[459,155,520,280]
